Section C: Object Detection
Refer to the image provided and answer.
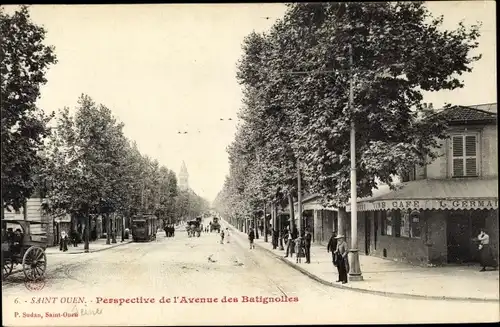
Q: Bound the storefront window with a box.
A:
[391,211,401,237]
[410,211,421,238]
[381,211,393,236]
[399,210,421,238]
[401,211,411,237]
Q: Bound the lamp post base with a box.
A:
[348,249,364,281]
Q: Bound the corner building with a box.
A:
[347,104,498,265]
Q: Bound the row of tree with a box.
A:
[214,3,481,231]
[1,6,208,249]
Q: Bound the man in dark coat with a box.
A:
[304,229,312,263]
[327,231,338,267]
[335,234,349,284]
[272,229,278,249]
[248,228,255,249]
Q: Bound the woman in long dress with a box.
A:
[225,228,231,243]
[477,229,497,271]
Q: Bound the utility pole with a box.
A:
[348,43,363,281]
[297,160,303,235]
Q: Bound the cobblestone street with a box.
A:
[3,226,499,326]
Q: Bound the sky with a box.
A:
[3,2,496,203]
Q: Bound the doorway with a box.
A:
[364,214,371,255]
[447,212,485,263]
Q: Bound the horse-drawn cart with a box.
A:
[2,220,48,281]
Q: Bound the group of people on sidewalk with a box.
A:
[59,230,81,252]
[283,227,313,264]
[231,218,497,289]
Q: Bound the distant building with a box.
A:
[179,161,189,191]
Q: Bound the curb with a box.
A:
[45,240,133,255]
[223,222,499,304]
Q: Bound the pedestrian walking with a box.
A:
[304,229,312,264]
[335,234,348,284]
[226,228,231,243]
[248,228,255,249]
[327,231,338,267]
[59,230,68,252]
[295,235,304,263]
[70,230,79,247]
[220,229,225,244]
[272,229,278,249]
[477,229,497,271]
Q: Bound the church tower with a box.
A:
[179,161,189,191]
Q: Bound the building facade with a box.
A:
[346,104,498,265]
[284,103,498,266]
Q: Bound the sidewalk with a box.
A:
[45,238,133,255]
[6,238,134,277]
[224,222,499,302]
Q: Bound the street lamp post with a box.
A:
[347,43,363,281]
[297,160,303,235]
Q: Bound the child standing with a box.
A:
[220,229,225,244]
[295,236,304,263]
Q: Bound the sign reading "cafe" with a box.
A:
[368,199,499,211]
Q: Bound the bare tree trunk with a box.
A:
[287,193,295,232]
[254,211,259,239]
[106,213,111,245]
[263,203,268,242]
[84,213,90,253]
[111,213,117,243]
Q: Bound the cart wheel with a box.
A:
[2,259,13,280]
[22,247,47,281]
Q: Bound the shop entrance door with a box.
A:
[447,213,485,263]
[365,215,371,255]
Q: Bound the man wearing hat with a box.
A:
[334,234,349,284]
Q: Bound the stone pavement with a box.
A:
[223,221,499,302]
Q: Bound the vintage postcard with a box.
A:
[1,2,498,326]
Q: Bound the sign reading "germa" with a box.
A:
[352,198,498,212]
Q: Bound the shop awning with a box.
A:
[347,178,498,212]
[288,194,338,212]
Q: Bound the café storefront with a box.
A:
[349,179,498,266]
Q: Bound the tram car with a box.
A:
[131,214,158,242]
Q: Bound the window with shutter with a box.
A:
[451,134,479,177]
